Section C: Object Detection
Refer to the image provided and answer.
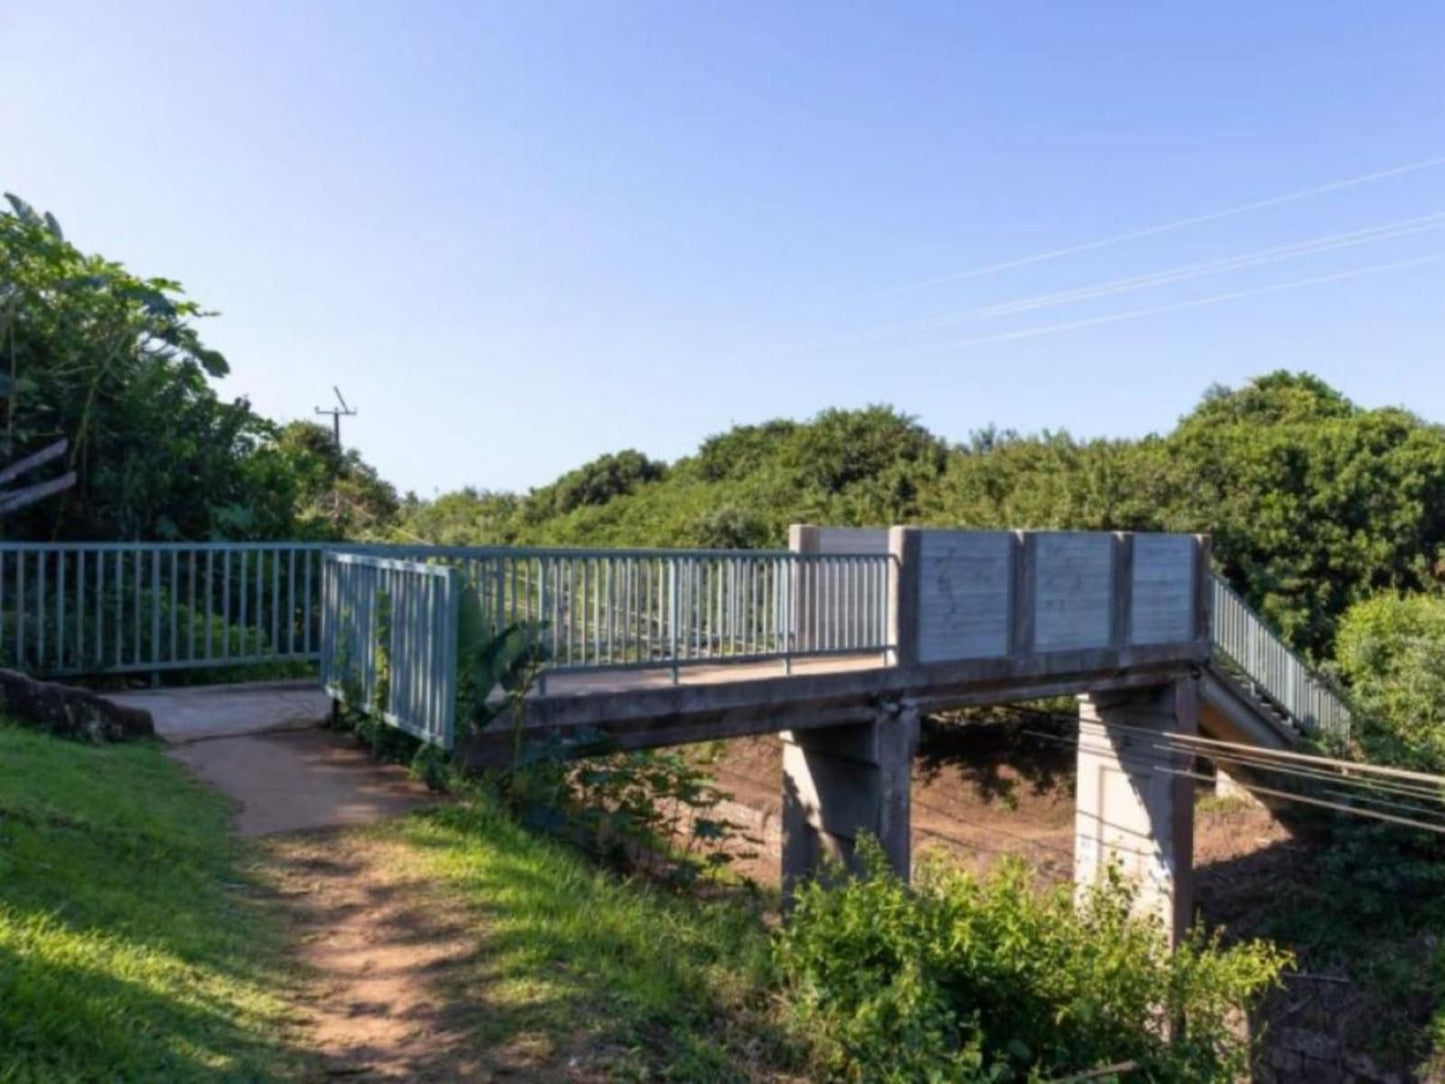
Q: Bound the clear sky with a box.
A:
[2,2,1442,496]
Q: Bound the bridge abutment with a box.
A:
[781,702,919,898]
[1074,677,1198,947]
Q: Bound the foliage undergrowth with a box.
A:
[373,785,789,1080]
[0,721,304,1082]
[775,841,1289,1083]
[1240,816,1445,1071]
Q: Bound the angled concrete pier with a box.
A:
[781,701,919,896]
[1074,678,1199,945]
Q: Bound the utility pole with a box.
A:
[314,386,357,450]
[313,386,358,527]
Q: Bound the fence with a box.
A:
[380,545,894,683]
[0,541,894,683]
[319,552,460,748]
[1210,575,1352,739]
[0,542,326,676]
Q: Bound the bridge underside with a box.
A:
[457,637,1284,945]
[456,642,1209,765]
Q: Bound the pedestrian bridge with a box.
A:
[0,525,1352,941]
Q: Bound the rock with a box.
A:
[0,669,154,742]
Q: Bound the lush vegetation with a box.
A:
[367,786,1291,1082]
[1336,592,1445,771]
[0,721,304,1082]
[392,373,1445,663]
[373,791,783,1079]
[0,194,394,542]
[777,844,1287,1083]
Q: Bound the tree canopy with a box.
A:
[393,374,1445,660]
[0,194,390,541]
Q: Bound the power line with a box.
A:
[1016,726,1445,830]
[929,252,1445,351]
[1087,720,1445,789]
[1158,766,1445,835]
[1019,723,1445,805]
[845,153,1445,303]
[848,210,1445,341]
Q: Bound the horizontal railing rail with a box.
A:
[1209,574,1352,739]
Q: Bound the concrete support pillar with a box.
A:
[1074,677,1198,947]
[781,701,919,900]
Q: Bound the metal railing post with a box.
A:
[669,557,680,685]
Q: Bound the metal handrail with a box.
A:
[1209,574,1352,739]
[0,540,895,680]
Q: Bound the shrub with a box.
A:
[774,841,1289,1082]
[1336,591,1445,772]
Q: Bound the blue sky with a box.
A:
[2,2,1442,495]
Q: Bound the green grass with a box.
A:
[0,723,306,1083]
[374,790,789,1080]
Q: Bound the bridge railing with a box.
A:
[320,552,460,748]
[1209,574,1352,739]
[380,545,894,681]
[0,541,328,676]
[0,540,894,682]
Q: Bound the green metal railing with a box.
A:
[1210,574,1352,739]
[0,541,895,682]
[0,542,327,676]
[381,545,894,684]
[321,552,460,748]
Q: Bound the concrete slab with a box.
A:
[108,679,332,744]
[536,653,887,697]
[168,728,434,836]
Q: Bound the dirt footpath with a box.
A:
[170,727,435,836]
[264,830,490,1082]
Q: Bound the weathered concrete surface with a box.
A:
[108,679,331,743]
[1074,679,1198,947]
[169,728,434,836]
[782,702,919,898]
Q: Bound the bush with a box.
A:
[774,842,1289,1082]
[1336,591,1445,771]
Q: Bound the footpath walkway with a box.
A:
[107,681,480,1079]
[110,680,433,835]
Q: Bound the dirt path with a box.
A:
[157,720,508,1079]
[160,724,584,1081]
[263,830,492,1082]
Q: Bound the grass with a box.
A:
[0,722,307,1083]
[370,788,791,1080]
[0,715,794,1081]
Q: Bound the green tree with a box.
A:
[270,421,399,538]
[1159,374,1445,656]
[392,487,521,546]
[0,195,397,542]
